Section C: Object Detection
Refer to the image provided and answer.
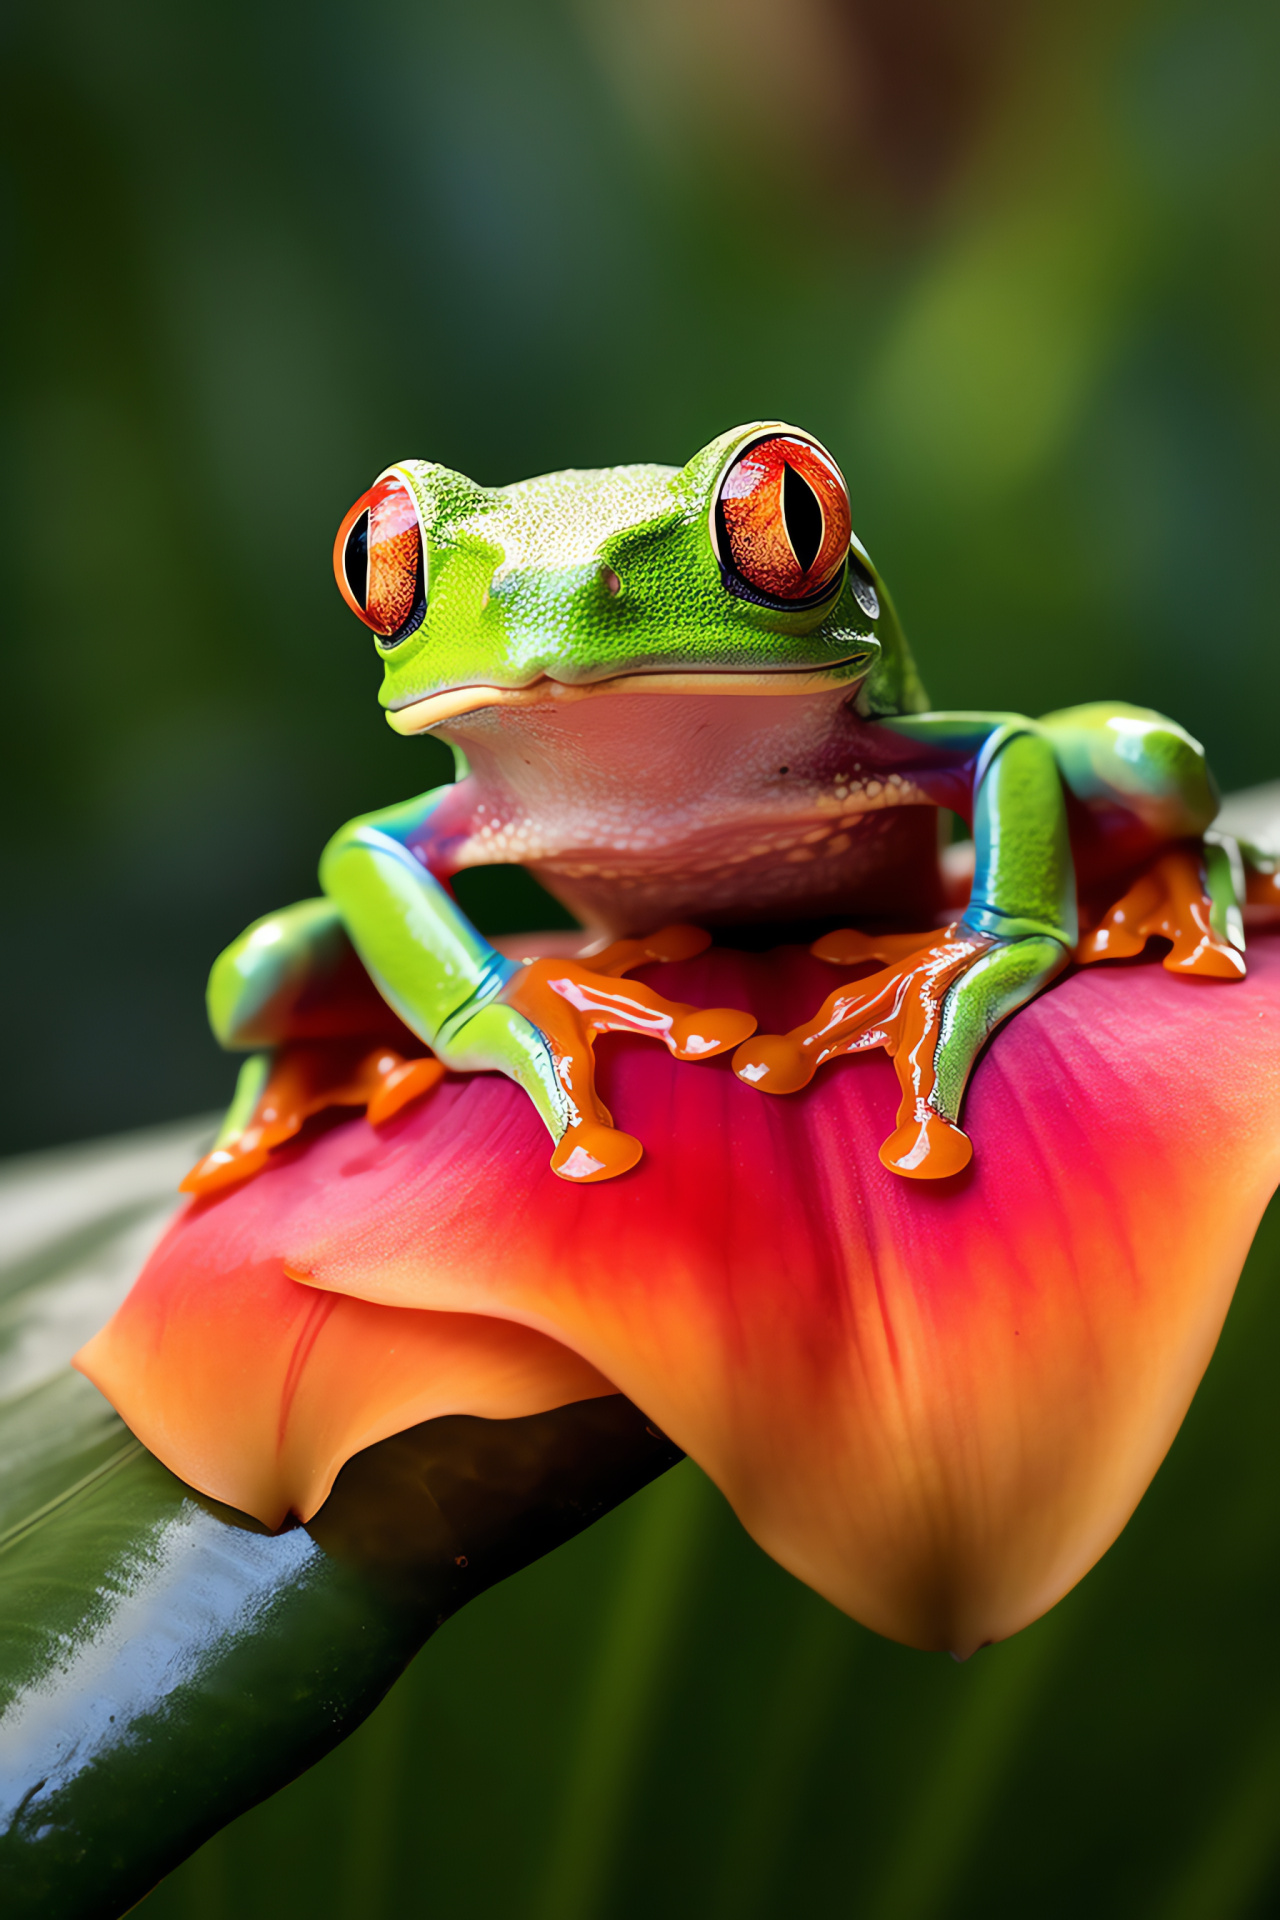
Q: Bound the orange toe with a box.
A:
[669,1006,757,1059]
[184,1039,446,1196]
[366,1054,446,1125]
[733,1033,816,1094]
[879,1112,973,1180]
[551,1123,644,1184]
[180,1137,273,1196]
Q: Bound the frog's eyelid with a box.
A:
[848,555,881,622]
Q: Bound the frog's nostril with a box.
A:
[601,566,622,597]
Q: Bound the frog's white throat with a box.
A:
[437,682,872,837]
[429,683,933,936]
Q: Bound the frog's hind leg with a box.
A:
[1076,838,1246,978]
[733,925,1068,1179]
[184,899,445,1196]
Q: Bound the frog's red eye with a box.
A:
[333,474,425,642]
[714,435,851,605]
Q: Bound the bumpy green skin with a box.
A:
[211,422,1235,1146]
[373,425,924,714]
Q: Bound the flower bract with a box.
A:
[77,939,1280,1656]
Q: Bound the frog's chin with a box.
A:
[384,663,869,736]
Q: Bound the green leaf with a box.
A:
[0,1125,679,1917]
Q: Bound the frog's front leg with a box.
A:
[734,721,1075,1179]
[318,788,756,1183]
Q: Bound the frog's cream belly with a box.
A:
[528,806,940,934]
[437,686,943,936]
[446,799,942,936]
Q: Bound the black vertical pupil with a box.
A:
[344,510,370,609]
[781,464,823,574]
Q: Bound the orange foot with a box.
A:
[502,923,758,1184]
[182,1040,445,1197]
[1077,845,1245,978]
[732,925,994,1180]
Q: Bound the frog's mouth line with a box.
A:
[385,662,869,735]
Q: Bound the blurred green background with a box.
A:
[3,3,1280,1916]
[2,0,1276,1154]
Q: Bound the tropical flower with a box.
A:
[76,935,1280,1659]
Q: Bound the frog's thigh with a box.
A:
[932,935,1069,1124]
[1039,702,1217,840]
[208,898,360,1047]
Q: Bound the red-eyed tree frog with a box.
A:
[189,423,1272,1194]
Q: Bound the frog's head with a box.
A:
[333,423,902,735]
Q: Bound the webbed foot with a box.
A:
[732,926,987,1178]
[733,923,1069,1180]
[501,923,757,1183]
[1077,843,1245,978]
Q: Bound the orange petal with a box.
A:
[74,1224,615,1528]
